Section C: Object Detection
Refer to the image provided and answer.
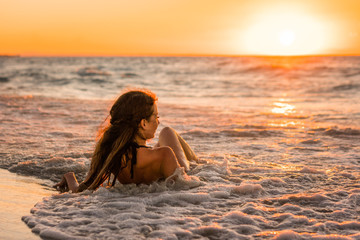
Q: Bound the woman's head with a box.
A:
[109,90,158,140]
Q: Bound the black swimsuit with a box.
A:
[109,142,150,187]
[129,142,151,179]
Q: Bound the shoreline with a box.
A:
[0,168,55,240]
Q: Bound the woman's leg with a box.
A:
[176,131,198,162]
[156,127,198,171]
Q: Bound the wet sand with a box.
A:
[0,169,55,240]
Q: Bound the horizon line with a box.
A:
[1,53,360,58]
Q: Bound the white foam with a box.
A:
[231,183,265,195]
[315,221,360,231]
[279,204,302,212]
[274,230,353,240]
[220,211,258,225]
[260,177,287,186]
[274,230,302,240]
[299,166,326,174]
[191,225,249,240]
[274,213,314,229]
[9,156,90,181]
[276,193,330,205]
[39,228,90,240]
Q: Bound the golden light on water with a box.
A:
[267,98,307,130]
[268,120,298,128]
[271,102,296,115]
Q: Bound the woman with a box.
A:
[54,89,198,193]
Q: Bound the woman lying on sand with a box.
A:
[54,89,198,193]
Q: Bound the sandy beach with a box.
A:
[0,169,54,240]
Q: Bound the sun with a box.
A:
[278,30,295,46]
[241,7,329,56]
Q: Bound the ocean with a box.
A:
[0,56,359,239]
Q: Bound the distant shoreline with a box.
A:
[0,55,21,58]
[1,54,360,58]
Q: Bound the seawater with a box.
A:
[0,56,359,239]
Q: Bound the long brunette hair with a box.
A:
[78,90,157,191]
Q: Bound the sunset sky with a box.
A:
[1,0,360,56]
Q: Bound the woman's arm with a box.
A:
[175,131,198,162]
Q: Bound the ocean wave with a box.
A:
[331,83,360,91]
[76,67,111,77]
[308,82,360,95]
[312,221,360,233]
[0,76,9,83]
[324,127,360,137]
[8,156,89,182]
[190,225,248,240]
[183,129,282,139]
[300,139,321,145]
[50,78,72,86]
[273,229,354,240]
[242,124,267,130]
[48,131,74,138]
[238,65,272,73]
[90,78,107,84]
[292,147,325,152]
[309,127,360,138]
[10,68,51,84]
[339,66,360,78]
[299,167,326,174]
[121,72,139,78]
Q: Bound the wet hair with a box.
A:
[78,90,157,192]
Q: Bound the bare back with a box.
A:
[116,147,179,184]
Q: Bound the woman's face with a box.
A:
[144,103,160,139]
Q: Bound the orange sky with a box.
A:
[1,0,360,56]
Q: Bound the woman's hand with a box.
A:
[53,175,69,193]
[53,172,79,193]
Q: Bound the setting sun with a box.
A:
[242,6,331,56]
[278,30,295,46]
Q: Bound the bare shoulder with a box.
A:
[136,146,173,167]
[137,146,179,178]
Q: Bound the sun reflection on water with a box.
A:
[268,120,299,128]
[266,98,308,130]
[271,99,296,116]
